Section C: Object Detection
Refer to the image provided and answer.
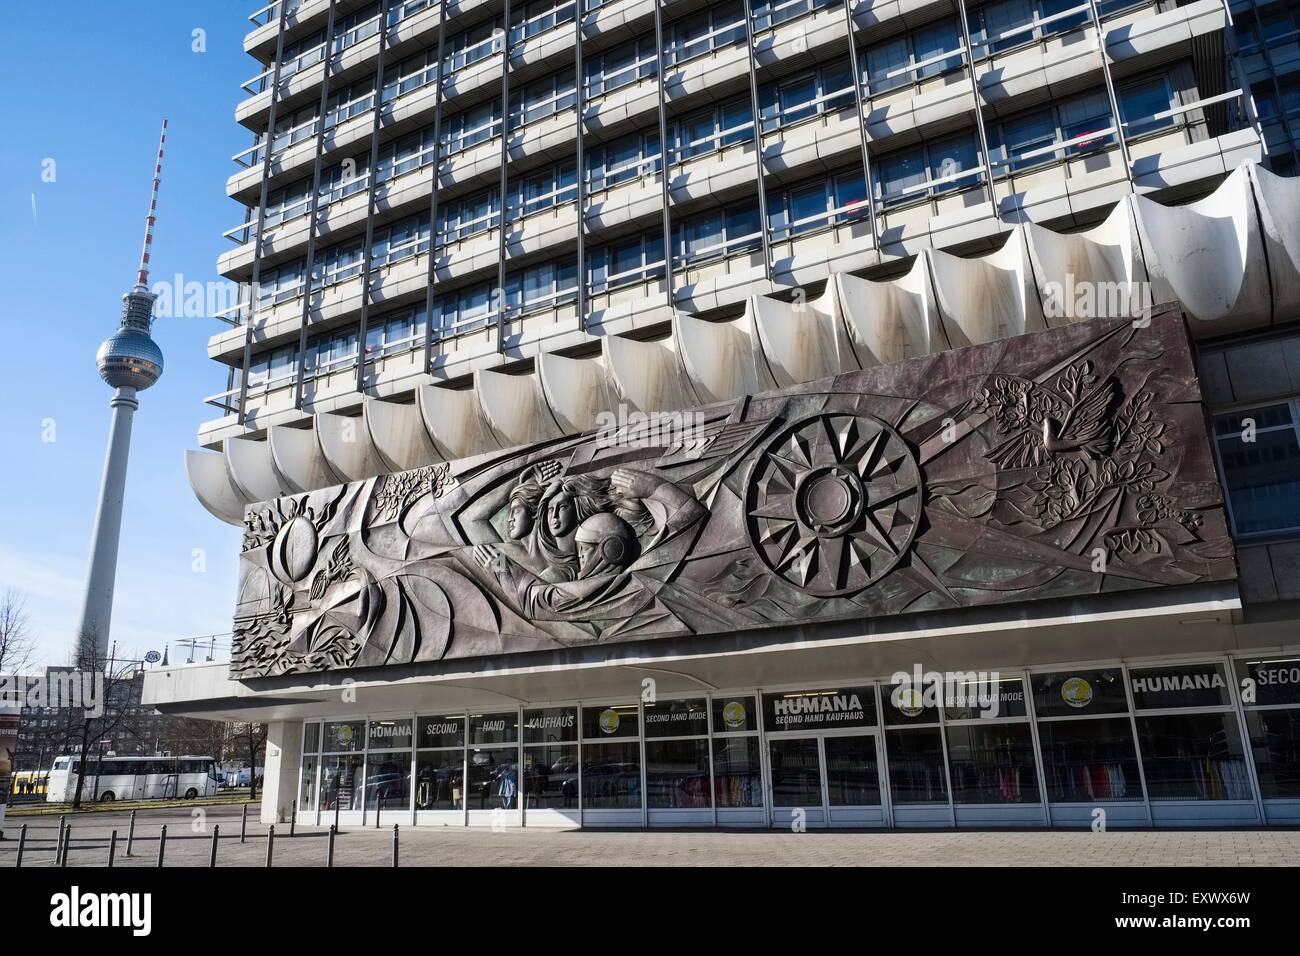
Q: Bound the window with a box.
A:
[582,705,641,809]
[507,162,576,218]
[761,63,854,132]
[510,71,575,128]
[974,0,1089,57]
[944,723,1040,803]
[438,187,500,244]
[863,18,962,96]
[307,326,359,376]
[415,714,466,811]
[674,202,762,265]
[644,698,711,809]
[437,281,495,333]
[442,98,501,155]
[769,170,867,239]
[254,259,306,306]
[992,105,1058,172]
[586,129,661,191]
[751,0,836,31]
[363,306,427,360]
[510,0,575,45]
[505,259,578,314]
[1213,401,1300,537]
[585,37,657,98]
[468,711,519,811]
[445,18,501,73]
[989,87,1120,173]
[370,212,431,268]
[382,45,439,104]
[590,232,665,292]
[672,98,753,163]
[875,130,980,205]
[1119,76,1176,138]
[523,707,578,810]
[666,1,746,65]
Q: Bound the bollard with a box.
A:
[392,824,399,868]
[265,824,275,867]
[157,824,167,867]
[108,830,118,868]
[60,826,71,867]
[240,803,247,844]
[15,824,26,868]
[209,824,220,868]
[327,824,336,868]
[376,795,381,830]
[334,798,340,832]
[126,810,136,858]
[290,800,296,837]
[55,816,65,864]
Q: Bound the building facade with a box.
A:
[152,0,1300,830]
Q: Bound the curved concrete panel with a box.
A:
[316,411,388,482]
[929,227,1044,348]
[835,258,947,368]
[365,397,443,473]
[476,368,565,447]
[603,334,700,414]
[186,449,249,526]
[1249,163,1300,323]
[1134,165,1270,334]
[536,352,613,434]
[750,290,858,388]
[1024,200,1148,325]
[673,311,773,404]
[268,424,341,493]
[224,436,286,504]
[417,384,503,460]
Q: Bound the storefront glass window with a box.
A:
[646,738,711,808]
[1234,658,1300,707]
[712,736,763,808]
[769,736,822,808]
[762,686,876,732]
[319,753,365,811]
[303,722,320,754]
[582,703,640,739]
[299,756,318,812]
[582,741,642,809]
[417,714,465,749]
[944,723,1040,804]
[523,744,579,809]
[470,711,519,746]
[1032,669,1128,718]
[885,727,949,804]
[466,747,519,810]
[1036,716,1142,802]
[367,717,414,750]
[1129,664,1231,710]
[322,720,365,752]
[824,735,881,806]
[882,683,940,725]
[1244,709,1300,799]
[364,750,411,810]
[644,697,709,738]
[944,678,1028,721]
[415,749,464,810]
[712,695,758,734]
[522,706,578,744]
[1135,713,1252,801]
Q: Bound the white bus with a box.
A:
[45,755,221,803]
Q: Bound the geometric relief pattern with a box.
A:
[229,307,1236,679]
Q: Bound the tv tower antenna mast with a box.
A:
[75,120,168,662]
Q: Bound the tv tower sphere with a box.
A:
[96,290,165,391]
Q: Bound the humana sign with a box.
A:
[772,694,863,716]
[1131,672,1225,693]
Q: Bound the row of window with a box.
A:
[293,657,1300,816]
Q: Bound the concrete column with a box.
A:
[261,720,304,825]
[75,386,139,659]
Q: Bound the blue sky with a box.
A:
[0,2,258,668]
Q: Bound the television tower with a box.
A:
[75,120,168,662]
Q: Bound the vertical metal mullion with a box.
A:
[354,0,395,392]
[497,0,513,354]
[574,1,588,330]
[422,0,450,376]
[741,1,773,285]
[653,1,674,312]
[1221,654,1267,825]
[1119,663,1156,827]
[1021,668,1054,828]
[954,1,999,211]
[840,0,879,252]
[237,0,290,425]
[294,0,340,411]
[1085,0,1134,182]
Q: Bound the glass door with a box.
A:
[769,737,826,827]
[823,733,885,827]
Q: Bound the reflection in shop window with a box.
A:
[1244,710,1300,799]
[885,727,949,804]
[944,724,1040,804]
[524,744,578,810]
[712,736,763,808]
[1134,713,1252,801]
[646,739,711,809]
[319,754,364,812]
[582,741,642,809]
[1212,401,1300,537]
[365,750,411,811]
[415,749,464,811]
[299,755,318,812]
[1036,717,1142,802]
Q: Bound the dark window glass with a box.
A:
[319,754,365,811]
[303,722,320,754]
[1234,658,1300,707]
[885,727,949,804]
[1129,664,1231,710]
[367,718,413,750]
[469,711,518,745]
[824,735,881,806]
[712,736,763,807]
[465,747,519,810]
[582,704,639,739]
[1245,709,1300,798]
[415,749,465,810]
[769,737,822,808]
[322,720,365,752]
[643,698,709,738]
[299,757,318,812]
[582,741,642,808]
[882,683,941,725]
[645,739,711,808]
[364,751,410,810]
[1213,407,1300,536]
[762,686,877,731]
[944,678,1028,721]
[712,696,757,734]
[522,707,578,744]
[417,714,465,749]
[1037,717,1142,802]
[944,723,1040,804]
[1032,669,1129,717]
[1120,77,1175,137]
[1135,713,1252,800]
[524,744,579,809]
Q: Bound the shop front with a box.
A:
[288,651,1300,830]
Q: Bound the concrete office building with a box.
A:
[150,0,1300,832]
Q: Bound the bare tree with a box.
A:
[0,589,33,677]
[65,628,147,810]
[231,722,268,800]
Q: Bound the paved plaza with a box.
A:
[2,804,1298,867]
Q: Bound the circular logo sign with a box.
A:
[892,686,924,717]
[144,650,162,664]
[1060,677,1094,709]
[598,708,620,735]
[336,724,355,746]
[721,700,747,730]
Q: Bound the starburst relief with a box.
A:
[745,413,922,596]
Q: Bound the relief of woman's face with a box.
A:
[507,499,533,540]
[548,494,577,537]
